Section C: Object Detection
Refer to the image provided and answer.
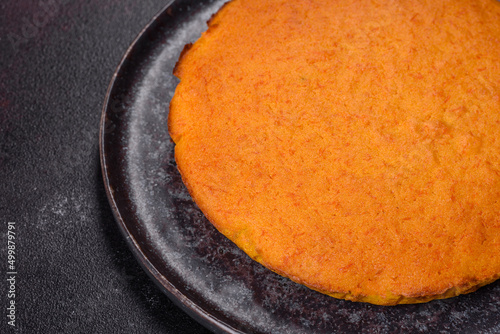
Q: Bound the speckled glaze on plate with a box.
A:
[99,1,500,333]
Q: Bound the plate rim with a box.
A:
[98,1,242,333]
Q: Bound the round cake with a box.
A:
[168,0,500,305]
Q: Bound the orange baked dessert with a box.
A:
[168,0,500,305]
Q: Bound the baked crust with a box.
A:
[168,0,500,305]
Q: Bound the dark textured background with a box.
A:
[0,0,212,332]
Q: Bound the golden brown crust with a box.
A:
[169,0,500,305]
[206,0,231,26]
[172,43,193,78]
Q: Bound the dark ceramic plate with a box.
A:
[99,1,500,333]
